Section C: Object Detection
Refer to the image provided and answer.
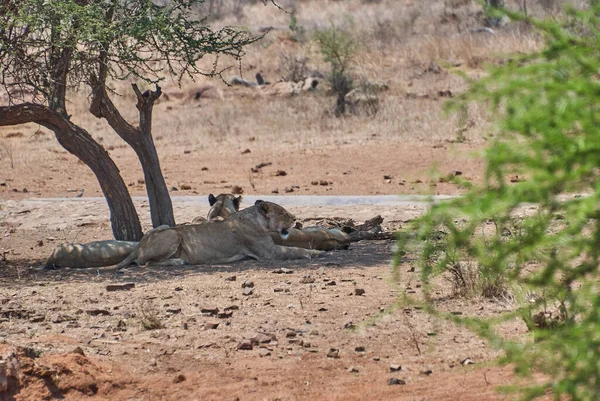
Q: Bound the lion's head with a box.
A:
[255,200,296,239]
[208,193,242,221]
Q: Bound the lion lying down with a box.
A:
[44,194,390,269]
[116,200,323,268]
[43,193,240,269]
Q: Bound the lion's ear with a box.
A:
[208,194,217,206]
[233,196,242,210]
[254,199,264,205]
[257,201,269,216]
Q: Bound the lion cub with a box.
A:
[116,201,323,268]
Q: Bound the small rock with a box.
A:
[285,331,297,338]
[183,322,188,330]
[325,281,336,286]
[344,322,355,329]
[242,281,254,288]
[200,306,219,315]
[454,170,462,176]
[273,268,293,274]
[383,175,393,180]
[241,149,251,154]
[300,276,315,284]
[50,314,63,324]
[355,346,365,352]
[86,309,111,316]
[217,310,233,319]
[106,283,135,292]
[259,349,271,357]
[461,358,475,366]
[421,369,433,375]
[71,346,85,356]
[389,364,401,372]
[354,288,365,296]
[204,321,220,330]
[388,377,406,385]
[174,287,183,291]
[184,150,191,154]
[347,366,359,373]
[173,374,186,383]
[275,170,287,176]
[326,348,340,358]
[225,276,237,282]
[243,287,254,296]
[180,184,192,190]
[37,240,43,247]
[237,340,253,350]
[166,308,181,314]
[372,356,380,361]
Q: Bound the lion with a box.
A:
[191,193,242,224]
[116,201,323,268]
[44,193,240,269]
[44,240,138,269]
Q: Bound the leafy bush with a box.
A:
[395,5,600,400]
[314,25,357,116]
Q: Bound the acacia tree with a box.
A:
[0,0,260,240]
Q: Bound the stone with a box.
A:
[237,340,253,350]
[106,283,135,292]
[389,364,401,372]
[388,377,406,385]
[354,288,365,296]
[327,348,340,358]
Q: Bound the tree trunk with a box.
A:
[0,104,143,241]
[90,82,175,228]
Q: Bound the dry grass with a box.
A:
[0,0,551,174]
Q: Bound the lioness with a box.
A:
[116,201,323,268]
[45,193,238,269]
[192,193,242,224]
[44,240,138,269]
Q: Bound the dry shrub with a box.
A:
[139,302,163,330]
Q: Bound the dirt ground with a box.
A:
[0,192,539,401]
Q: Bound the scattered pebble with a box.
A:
[326,348,340,358]
[106,283,135,292]
[354,288,365,296]
[243,287,254,296]
[388,377,406,385]
[461,358,475,366]
[237,340,253,350]
[389,364,401,372]
[204,322,219,330]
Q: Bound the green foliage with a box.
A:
[0,0,259,103]
[313,25,357,116]
[288,12,306,42]
[396,5,600,400]
[313,25,356,76]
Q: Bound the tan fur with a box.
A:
[44,240,138,269]
[270,227,350,251]
[116,202,323,268]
